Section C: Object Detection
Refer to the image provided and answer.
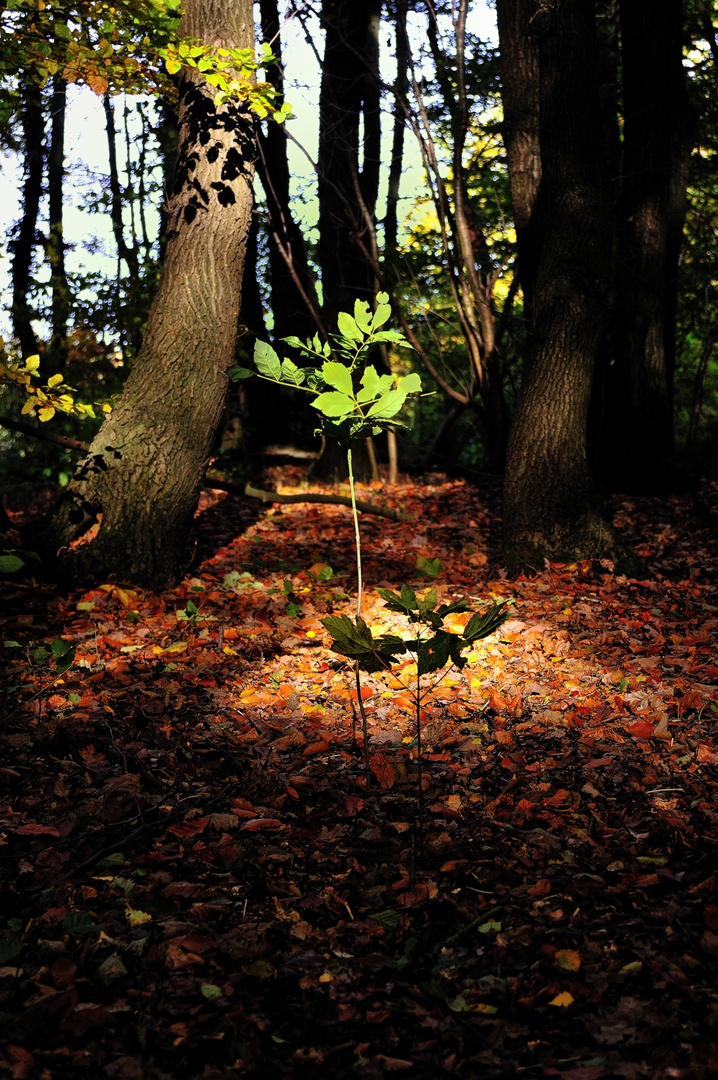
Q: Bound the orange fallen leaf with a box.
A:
[555,949,581,971]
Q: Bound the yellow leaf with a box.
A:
[21,400,36,415]
[548,991,574,1007]
[125,905,152,926]
[24,355,40,372]
[115,587,139,609]
[166,641,188,654]
[620,960,643,976]
[474,1002,498,1014]
[38,406,56,422]
[47,373,64,387]
[555,949,581,972]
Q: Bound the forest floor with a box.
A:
[1,467,718,1080]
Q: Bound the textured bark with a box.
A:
[32,0,256,586]
[596,0,694,492]
[317,0,382,324]
[496,0,541,320]
[502,0,636,573]
[256,0,318,342]
[47,75,69,371]
[11,80,44,360]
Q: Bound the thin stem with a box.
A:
[347,447,363,617]
[416,662,424,835]
[347,445,370,785]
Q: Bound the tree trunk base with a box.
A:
[502,516,648,578]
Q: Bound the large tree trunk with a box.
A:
[32,0,256,586]
[502,0,635,573]
[595,0,694,492]
[314,0,382,482]
[317,0,381,324]
[11,79,44,361]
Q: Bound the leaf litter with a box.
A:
[1,469,717,1079]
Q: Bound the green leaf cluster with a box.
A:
[231,293,422,441]
[323,587,510,678]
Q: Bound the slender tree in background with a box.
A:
[595,0,694,492]
[46,73,69,370]
[500,0,634,571]
[10,80,44,361]
[317,0,382,324]
[495,0,540,321]
[32,0,257,586]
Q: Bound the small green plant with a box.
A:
[3,636,76,674]
[0,533,39,575]
[235,294,510,809]
[323,586,510,812]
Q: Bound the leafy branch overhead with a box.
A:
[231,292,424,441]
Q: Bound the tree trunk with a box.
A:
[11,79,44,361]
[256,0,319,343]
[496,0,541,321]
[314,0,382,482]
[317,0,382,324]
[47,75,69,371]
[502,0,635,573]
[32,0,256,586]
[595,0,694,492]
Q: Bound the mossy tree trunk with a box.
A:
[32,0,256,587]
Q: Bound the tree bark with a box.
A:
[47,75,69,371]
[11,79,44,361]
[595,0,694,492]
[496,0,541,321]
[31,0,256,586]
[502,0,636,573]
[317,0,382,324]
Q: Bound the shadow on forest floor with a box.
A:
[1,468,717,1079]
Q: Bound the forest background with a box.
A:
[2,4,718,1077]
[0,0,715,586]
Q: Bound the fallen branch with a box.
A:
[241,482,414,523]
[0,417,412,523]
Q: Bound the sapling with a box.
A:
[232,292,422,777]
[324,585,511,815]
[232,294,510,797]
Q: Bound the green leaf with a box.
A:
[336,311,364,342]
[229,365,254,380]
[398,372,422,394]
[371,296,392,329]
[311,392,356,418]
[254,339,282,381]
[369,909,400,931]
[417,588,438,616]
[462,602,511,643]
[51,638,73,659]
[321,615,406,673]
[416,630,467,675]
[0,933,22,963]
[320,360,354,396]
[357,366,393,404]
[366,387,410,420]
[280,357,305,385]
[376,584,418,615]
[62,911,101,937]
[416,556,442,578]
[201,983,224,1000]
[0,554,23,573]
[354,299,373,334]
